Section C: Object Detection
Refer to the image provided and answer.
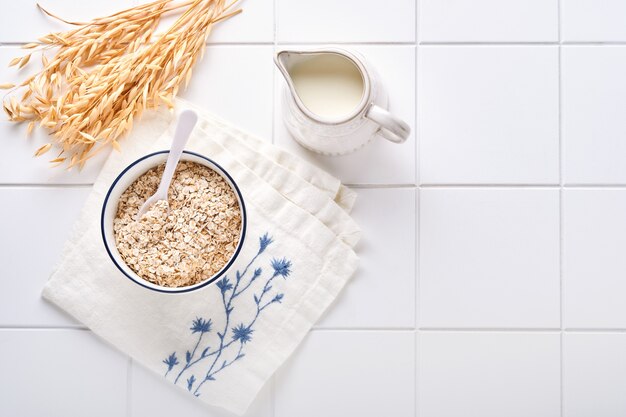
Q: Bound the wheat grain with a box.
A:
[2,0,241,168]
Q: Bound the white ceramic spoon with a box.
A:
[136,109,198,220]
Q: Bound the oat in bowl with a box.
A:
[101,151,247,293]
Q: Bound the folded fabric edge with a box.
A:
[336,185,358,213]
[182,125,362,248]
[175,99,351,212]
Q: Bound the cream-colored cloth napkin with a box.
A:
[43,99,359,415]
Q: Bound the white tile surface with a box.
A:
[563,190,626,328]
[562,0,626,42]
[419,332,561,417]
[563,333,626,417]
[419,0,558,42]
[0,0,136,43]
[276,0,416,43]
[0,187,87,327]
[208,0,274,43]
[274,45,416,185]
[420,189,560,328]
[131,362,272,417]
[180,46,274,141]
[274,331,415,417]
[562,46,626,184]
[3,1,626,416]
[419,46,559,185]
[0,329,128,417]
[317,188,416,328]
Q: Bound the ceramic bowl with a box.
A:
[101,150,247,293]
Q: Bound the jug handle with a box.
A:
[365,104,410,144]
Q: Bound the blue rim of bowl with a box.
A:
[100,150,247,294]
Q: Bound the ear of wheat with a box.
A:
[1,0,241,169]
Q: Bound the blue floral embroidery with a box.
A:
[163,352,179,377]
[162,233,292,397]
[270,258,291,278]
[190,317,212,334]
[231,323,253,343]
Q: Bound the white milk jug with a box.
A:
[275,47,410,155]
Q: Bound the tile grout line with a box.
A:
[415,0,420,404]
[268,0,277,414]
[345,183,417,189]
[418,41,626,46]
[126,357,133,417]
[415,329,419,417]
[0,183,94,188]
[5,326,626,332]
[6,183,626,189]
[415,176,420,417]
[418,327,562,332]
[0,41,625,47]
[312,327,417,331]
[413,39,418,188]
[563,328,626,333]
[274,41,416,46]
[414,0,420,334]
[419,42,560,46]
[419,184,559,188]
[271,0,277,148]
[415,0,419,45]
[557,1,565,414]
[0,326,88,330]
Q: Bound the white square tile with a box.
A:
[181,46,274,142]
[317,188,416,328]
[151,0,274,44]
[562,47,626,184]
[211,0,273,43]
[0,188,88,326]
[563,190,626,328]
[131,362,272,417]
[274,45,416,185]
[274,331,415,417]
[563,333,626,417]
[562,0,626,42]
[276,0,415,43]
[419,189,560,328]
[419,46,559,184]
[0,0,137,43]
[419,332,561,417]
[0,329,128,417]
[419,0,558,42]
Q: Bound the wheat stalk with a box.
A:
[1,0,241,169]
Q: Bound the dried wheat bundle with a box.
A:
[1,0,241,168]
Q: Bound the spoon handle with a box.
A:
[156,109,198,199]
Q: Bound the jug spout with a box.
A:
[274,50,317,119]
[273,50,297,85]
